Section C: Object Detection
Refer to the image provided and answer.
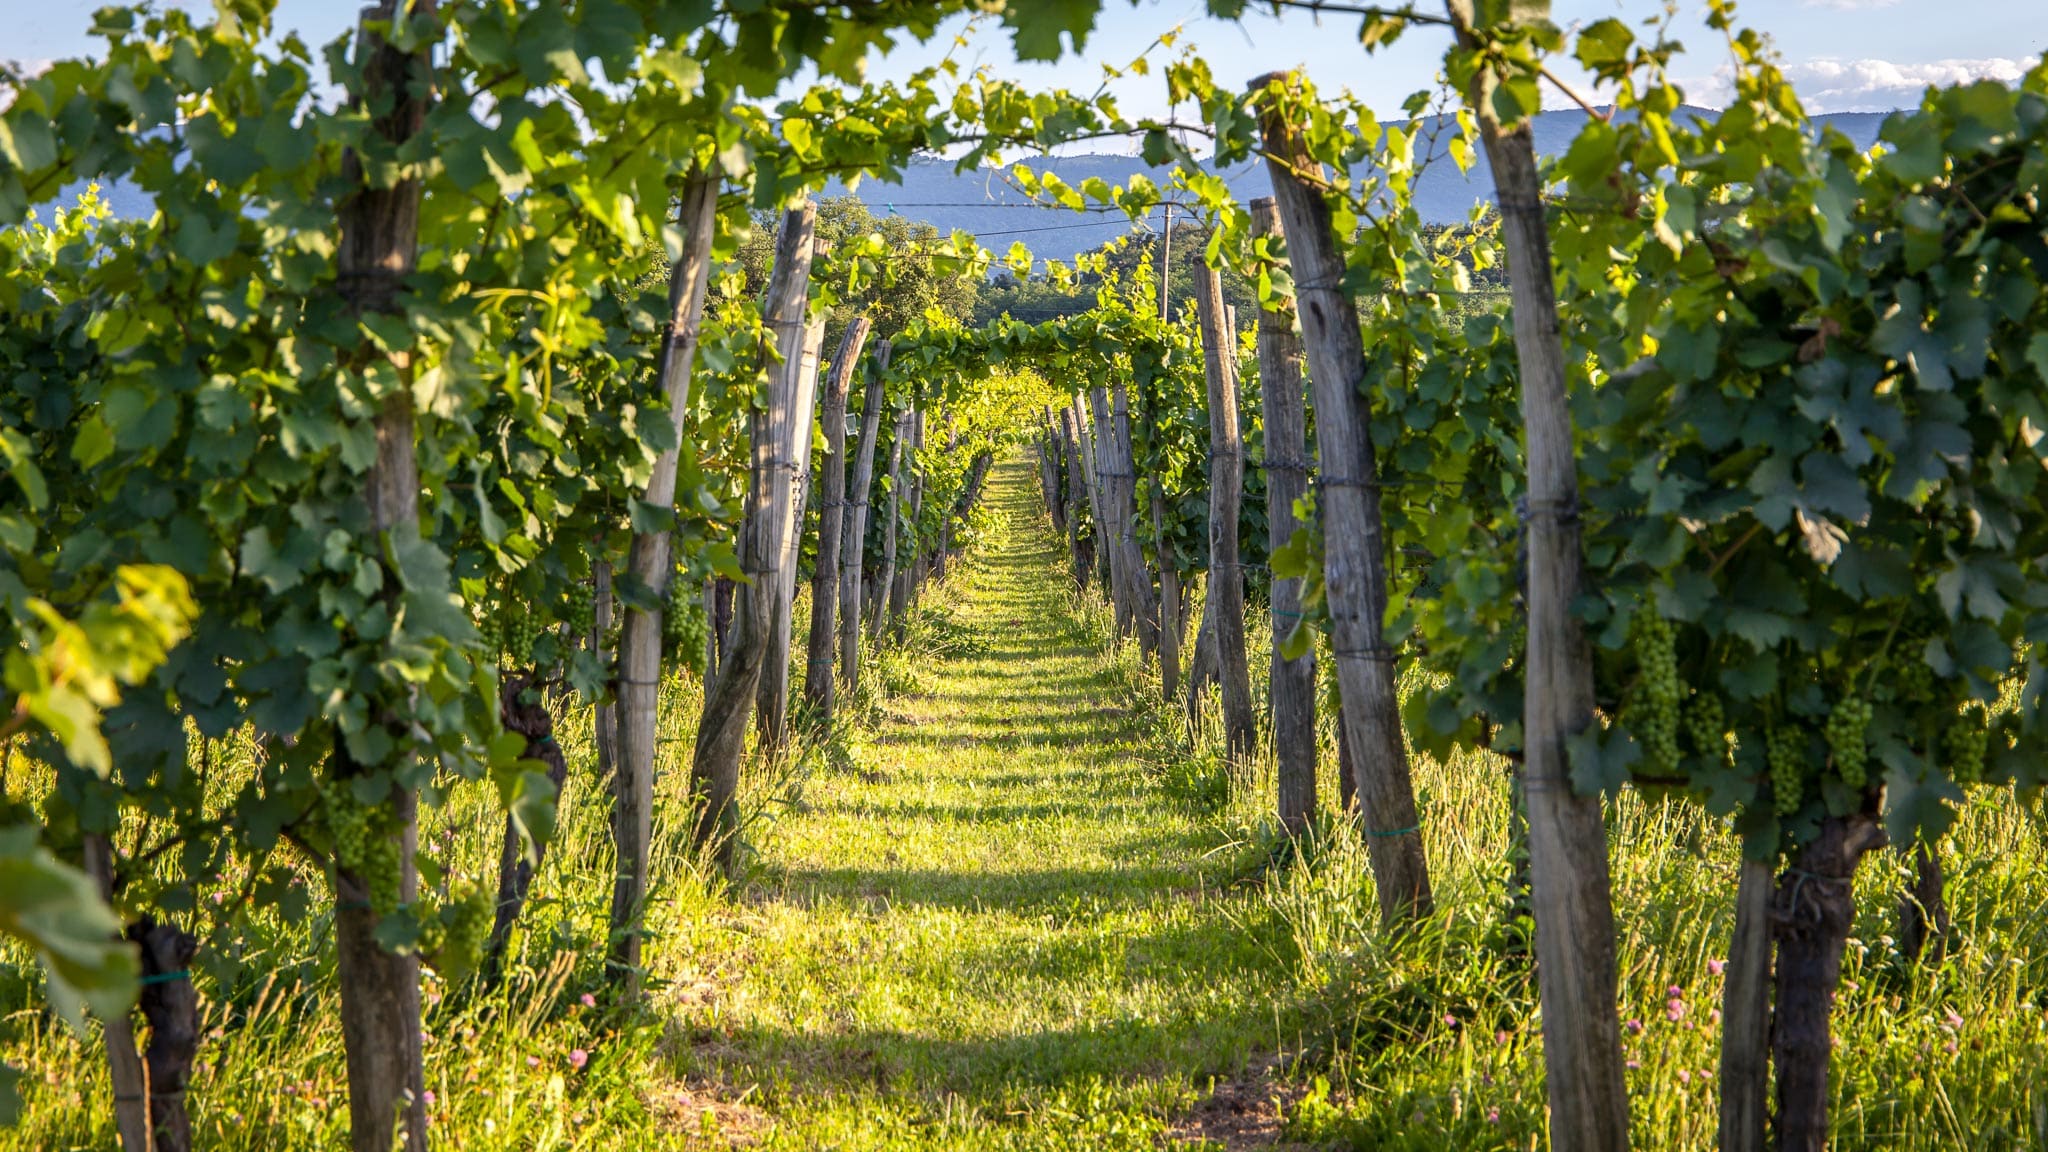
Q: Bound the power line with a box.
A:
[865,201,1139,212]
[971,220,1143,238]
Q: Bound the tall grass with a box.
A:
[1085,573,2048,1151]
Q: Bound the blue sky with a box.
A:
[4,0,2041,123]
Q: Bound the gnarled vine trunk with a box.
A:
[487,670,571,979]
[1773,813,1884,1152]
[1898,840,1950,964]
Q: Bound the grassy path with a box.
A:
[662,455,1294,1149]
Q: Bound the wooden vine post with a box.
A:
[1251,72,1432,920]
[803,316,873,722]
[690,202,817,877]
[1073,395,1112,594]
[1192,263,1257,762]
[605,171,718,993]
[85,837,150,1152]
[1082,388,1125,628]
[888,399,925,639]
[1109,383,1160,656]
[333,4,434,1147]
[1143,387,1182,700]
[934,413,959,583]
[840,339,890,692]
[1719,853,1775,1152]
[871,405,909,644]
[592,565,619,783]
[758,310,827,753]
[1436,10,1633,1146]
[1060,407,1092,588]
[1250,197,1317,831]
[1040,407,1065,531]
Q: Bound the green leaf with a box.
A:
[0,827,137,1032]
[1566,723,1637,797]
[1004,0,1100,61]
[0,114,58,172]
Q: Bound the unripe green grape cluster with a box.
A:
[501,597,544,666]
[562,580,596,637]
[1767,725,1807,816]
[477,600,505,659]
[1626,608,1682,775]
[663,578,710,676]
[1684,690,1728,765]
[1824,695,1874,789]
[1944,703,1989,786]
[324,785,402,912]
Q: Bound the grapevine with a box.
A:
[1767,725,1808,817]
[563,581,596,638]
[1943,704,1989,787]
[1624,607,1682,776]
[1824,695,1874,790]
[1683,690,1728,767]
[663,575,711,677]
[501,595,545,668]
[323,785,403,913]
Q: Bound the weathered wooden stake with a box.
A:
[1193,263,1257,763]
[1253,73,1432,923]
[1251,197,1317,830]
[1430,10,1630,1140]
[758,311,827,753]
[840,339,889,692]
[691,203,816,876]
[1719,851,1775,1152]
[334,4,433,1146]
[871,406,909,644]
[802,317,873,722]
[608,172,718,991]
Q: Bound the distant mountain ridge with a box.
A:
[827,107,1890,263]
[67,107,1891,264]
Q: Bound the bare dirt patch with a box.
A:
[1165,1058,1318,1151]
[644,1078,773,1146]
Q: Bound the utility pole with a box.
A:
[1158,202,1174,321]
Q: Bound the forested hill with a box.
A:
[824,107,1890,262]
[75,107,1889,261]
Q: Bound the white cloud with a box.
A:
[1680,56,2037,112]
[1786,56,2036,111]
[1798,0,1903,10]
